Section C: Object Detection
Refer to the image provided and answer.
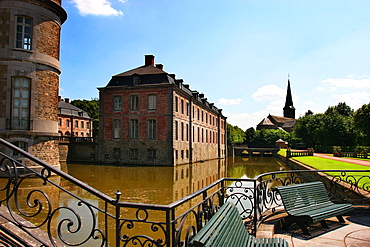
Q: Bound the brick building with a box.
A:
[98,55,227,166]
[0,0,67,168]
[58,98,92,138]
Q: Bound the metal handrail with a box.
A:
[0,138,370,246]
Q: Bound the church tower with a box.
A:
[0,0,67,168]
[283,79,295,119]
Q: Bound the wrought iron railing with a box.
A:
[0,138,369,246]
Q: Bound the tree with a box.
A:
[294,110,356,147]
[325,102,353,117]
[227,123,246,146]
[245,127,256,146]
[71,98,99,138]
[354,103,370,145]
[249,129,291,148]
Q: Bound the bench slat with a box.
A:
[274,181,353,235]
[189,202,288,247]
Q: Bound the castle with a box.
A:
[0,0,67,168]
[98,55,227,166]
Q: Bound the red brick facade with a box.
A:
[99,55,227,166]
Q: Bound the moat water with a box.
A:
[61,156,287,205]
[4,156,287,245]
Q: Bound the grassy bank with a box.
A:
[292,156,370,189]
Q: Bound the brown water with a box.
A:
[1,156,286,246]
[62,156,286,205]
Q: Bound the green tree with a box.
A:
[325,102,353,117]
[354,103,370,145]
[294,110,356,147]
[249,129,291,148]
[227,123,246,146]
[245,127,256,146]
[71,98,99,138]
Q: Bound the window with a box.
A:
[113,119,121,139]
[148,95,157,110]
[133,75,140,85]
[130,119,139,139]
[175,96,178,112]
[186,103,189,116]
[16,16,32,50]
[81,121,84,129]
[175,121,178,140]
[86,122,90,129]
[148,149,156,161]
[181,99,184,114]
[130,95,139,111]
[181,122,184,141]
[130,149,138,160]
[12,77,30,130]
[113,96,122,111]
[147,119,157,139]
[58,118,62,127]
[186,124,189,141]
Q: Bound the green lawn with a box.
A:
[292,156,370,189]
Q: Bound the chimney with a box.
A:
[145,55,155,66]
[65,98,70,103]
[58,96,62,102]
[156,64,163,70]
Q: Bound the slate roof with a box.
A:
[257,114,296,132]
[58,101,90,119]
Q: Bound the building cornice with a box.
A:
[12,0,67,24]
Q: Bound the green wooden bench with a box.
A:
[189,202,288,247]
[274,181,353,235]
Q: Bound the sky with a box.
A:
[59,0,370,130]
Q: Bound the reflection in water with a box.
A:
[227,156,287,179]
[63,156,286,205]
[0,156,286,245]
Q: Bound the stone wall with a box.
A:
[0,9,10,48]
[35,70,59,121]
[0,65,7,118]
[36,18,61,59]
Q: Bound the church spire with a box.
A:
[283,76,295,119]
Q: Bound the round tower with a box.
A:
[0,0,67,169]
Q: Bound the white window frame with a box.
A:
[16,16,32,50]
[130,119,139,139]
[147,119,157,140]
[113,96,122,111]
[113,119,122,139]
[148,94,157,110]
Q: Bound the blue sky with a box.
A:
[59,0,370,130]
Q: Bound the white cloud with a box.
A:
[217,98,243,105]
[332,91,370,109]
[72,0,123,16]
[321,77,370,89]
[252,84,285,102]
[303,100,316,106]
[317,86,324,92]
[225,110,269,130]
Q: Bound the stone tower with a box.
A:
[0,0,67,168]
[283,79,295,119]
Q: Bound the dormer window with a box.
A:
[133,75,140,86]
